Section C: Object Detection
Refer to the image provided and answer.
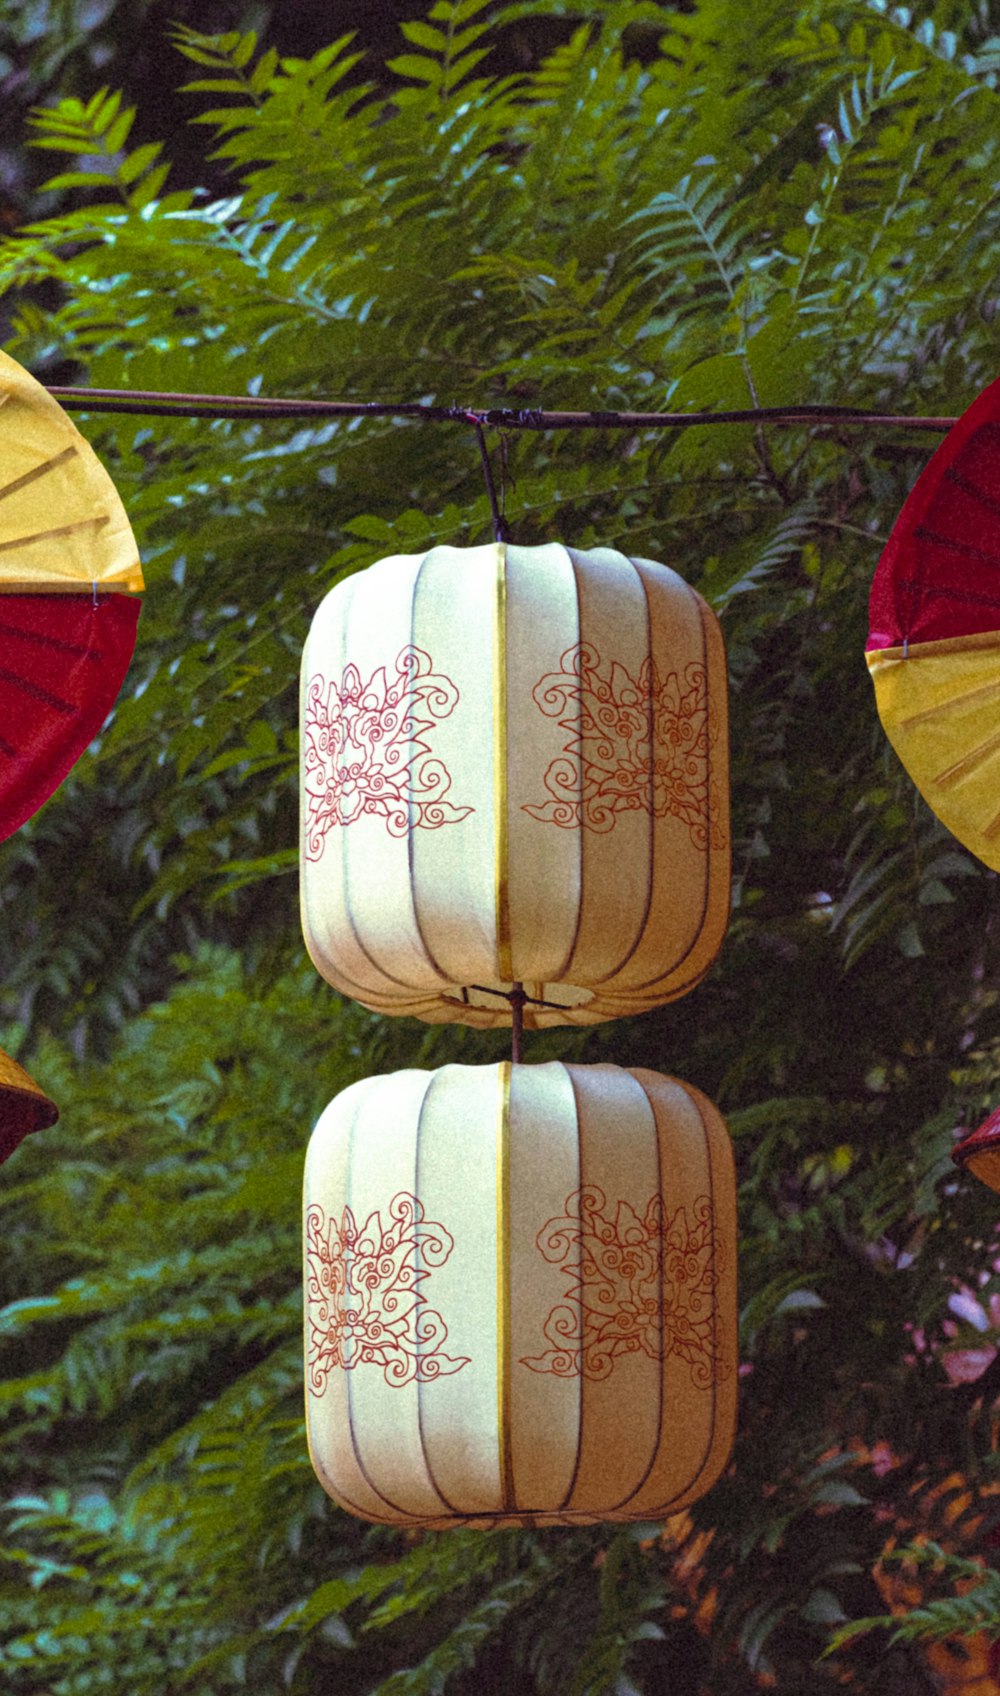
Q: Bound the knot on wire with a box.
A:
[482,407,545,430]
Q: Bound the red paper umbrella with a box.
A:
[0,593,141,840]
[0,1046,58,1165]
[953,1106,1000,1194]
[0,349,143,841]
[866,377,1000,867]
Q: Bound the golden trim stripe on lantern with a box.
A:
[496,1059,514,1511]
[423,1065,480,1522]
[303,1061,737,1527]
[493,541,513,982]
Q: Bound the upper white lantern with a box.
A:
[300,543,729,1028]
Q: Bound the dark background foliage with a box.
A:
[1,1,1000,1690]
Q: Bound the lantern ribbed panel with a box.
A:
[304,1061,737,1527]
[300,543,729,1029]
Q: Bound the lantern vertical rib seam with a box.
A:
[557,1062,587,1514]
[414,1067,463,1516]
[605,1070,667,1515]
[322,568,420,1003]
[304,1104,402,1525]
[589,553,657,989]
[552,549,587,987]
[493,542,514,984]
[407,550,452,987]
[614,581,715,996]
[647,1085,719,1516]
[311,1439,402,1522]
[314,864,420,1002]
[342,1084,420,1523]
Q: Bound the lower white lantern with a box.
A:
[303,1061,737,1527]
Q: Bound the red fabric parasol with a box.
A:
[0,593,140,842]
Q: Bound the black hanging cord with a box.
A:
[510,983,526,1066]
[498,430,513,534]
[468,415,511,542]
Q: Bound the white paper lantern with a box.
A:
[304,1061,736,1527]
[300,543,729,1029]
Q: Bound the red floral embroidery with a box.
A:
[305,1192,469,1391]
[520,1186,726,1387]
[303,645,472,857]
[523,642,725,846]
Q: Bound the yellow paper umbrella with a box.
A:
[304,1060,736,1527]
[300,542,729,1029]
[867,376,1000,866]
[0,1047,58,1164]
[0,348,143,840]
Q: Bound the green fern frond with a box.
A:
[28,90,172,210]
[626,172,748,310]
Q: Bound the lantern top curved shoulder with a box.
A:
[303,1060,737,1527]
[299,541,730,1029]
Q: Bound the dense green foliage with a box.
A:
[0,0,397,218]
[2,0,1000,1688]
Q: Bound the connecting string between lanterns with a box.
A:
[509,984,525,1065]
